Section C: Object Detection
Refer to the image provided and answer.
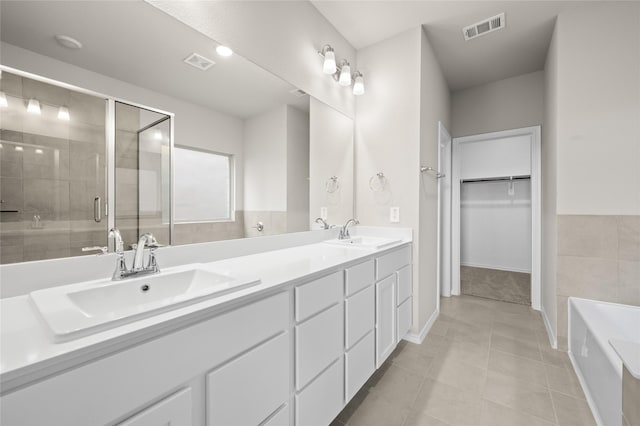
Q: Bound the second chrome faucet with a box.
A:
[109,229,161,281]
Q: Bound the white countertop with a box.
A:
[0,236,410,392]
[610,339,640,380]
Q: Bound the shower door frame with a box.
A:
[450,126,541,311]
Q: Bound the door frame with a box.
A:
[437,122,452,301]
[451,126,541,310]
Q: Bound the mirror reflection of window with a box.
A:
[173,147,232,222]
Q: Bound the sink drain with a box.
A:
[140,284,150,292]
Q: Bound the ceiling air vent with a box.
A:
[183,53,215,71]
[463,13,506,41]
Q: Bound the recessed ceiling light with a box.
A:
[216,45,233,57]
[55,35,83,49]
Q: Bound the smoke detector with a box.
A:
[55,35,82,49]
[462,13,506,41]
[183,53,216,71]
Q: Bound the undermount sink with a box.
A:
[323,236,401,250]
[29,265,261,342]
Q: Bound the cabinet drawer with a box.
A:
[345,331,375,402]
[376,246,411,280]
[263,403,290,426]
[345,260,375,296]
[206,333,289,426]
[397,297,412,341]
[295,271,343,322]
[295,303,343,390]
[345,285,374,350]
[396,265,412,305]
[118,388,192,426]
[295,359,344,426]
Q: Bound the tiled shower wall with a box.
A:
[556,215,640,349]
[0,72,106,264]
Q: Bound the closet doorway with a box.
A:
[450,127,540,309]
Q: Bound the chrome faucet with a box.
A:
[315,217,329,230]
[110,230,161,280]
[338,218,359,240]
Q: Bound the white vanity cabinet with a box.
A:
[374,246,412,368]
[1,292,291,426]
[294,271,344,426]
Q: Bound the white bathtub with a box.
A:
[568,297,640,426]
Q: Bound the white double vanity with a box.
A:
[0,228,413,426]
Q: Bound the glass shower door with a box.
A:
[0,70,107,264]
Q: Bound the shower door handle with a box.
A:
[94,196,102,223]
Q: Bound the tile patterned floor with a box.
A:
[333,295,596,426]
[461,266,531,306]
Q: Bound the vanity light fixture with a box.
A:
[35,149,43,155]
[319,45,337,74]
[57,106,70,121]
[216,45,233,57]
[317,44,365,95]
[27,98,41,114]
[353,72,365,96]
[0,91,7,107]
[14,146,23,152]
[338,60,351,86]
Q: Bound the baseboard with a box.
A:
[460,262,531,274]
[404,309,438,344]
[540,306,557,349]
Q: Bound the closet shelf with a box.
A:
[460,175,530,184]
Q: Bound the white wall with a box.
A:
[309,98,354,226]
[356,27,451,336]
[461,181,532,272]
[1,42,246,211]
[286,105,310,232]
[555,3,640,216]
[147,0,356,118]
[243,106,287,212]
[451,71,544,138]
[542,22,559,345]
[418,27,451,332]
[458,135,532,180]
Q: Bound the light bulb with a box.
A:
[15,146,23,152]
[27,99,41,114]
[339,63,351,86]
[323,50,336,75]
[57,106,70,121]
[35,149,43,155]
[353,73,365,96]
[216,45,233,57]
[0,91,7,107]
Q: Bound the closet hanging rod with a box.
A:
[460,174,530,184]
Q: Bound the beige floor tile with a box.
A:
[388,342,435,377]
[491,333,543,362]
[446,320,492,346]
[487,349,548,388]
[479,399,556,426]
[403,411,451,426]
[492,320,541,344]
[338,389,410,426]
[539,347,570,369]
[427,355,487,393]
[409,378,482,426]
[437,338,490,369]
[367,363,424,410]
[551,390,596,426]
[483,370,556,423]
[429,319,450,337]
[545,363,585,399]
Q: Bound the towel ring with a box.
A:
[369,172,388,192]
[325,176,340,193]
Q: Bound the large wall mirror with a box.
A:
[0,0,354,264]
